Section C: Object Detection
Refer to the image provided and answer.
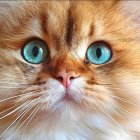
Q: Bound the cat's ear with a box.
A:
[118,1,140,27]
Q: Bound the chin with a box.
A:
[3,102,135,140]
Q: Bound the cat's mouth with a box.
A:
[59,88,82,104]
[62,91,74,102]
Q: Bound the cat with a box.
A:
[0,1,140,140]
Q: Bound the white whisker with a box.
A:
[0,104,24,120]
[98,99,127,120]
[0,103,20,115]
[10,98,42,139]
[0,99,39,138]
[11,96,43,133]
[103,93,140,106]
[0,102,29,138]
[94,98,123,130]
[0,90,39,103]
[22,104,42,137]
[110,102,136,118]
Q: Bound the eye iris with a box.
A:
[22,39,48,64]
[86,42,111,65]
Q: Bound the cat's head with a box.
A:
[0,0,140,131]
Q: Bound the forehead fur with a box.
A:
[0,1,137,50]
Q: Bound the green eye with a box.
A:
[21,39,49,64]
[86,41,112,65]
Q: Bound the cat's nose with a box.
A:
[56,70,80,88]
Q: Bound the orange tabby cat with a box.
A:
[0,1,140,140]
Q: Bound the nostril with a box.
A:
[57,76,63,82]
[70,76,75,80]
[70,74,80,80]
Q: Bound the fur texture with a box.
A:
[0,1,140,140]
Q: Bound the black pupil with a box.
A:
[32,46,39,57]
[96,48,101,59]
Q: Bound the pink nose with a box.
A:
[56,70,79,88]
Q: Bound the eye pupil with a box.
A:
[96,48,101,59]
[32,46,39,57]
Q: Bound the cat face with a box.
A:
[0,1,140,138]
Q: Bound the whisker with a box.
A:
[0,104,25,120]
[0,90,39,103]
[10,103,36,135]
[0,101,32,138]
[22,104,42,137]
[10,100,42,139]
[83,92,123,129]
[14,100,35,121]
[93,98,123,130]
[101,93,140,106]
[85,88,140,106]
[9,96,43,138]
[110,102,137,118]
[96,81,140,86]
[0,98,41,138]
[0,103,20,115]
[98,99,127,120]
[0,82,26,85]
[14,97,41,125]
[0,86,22,89]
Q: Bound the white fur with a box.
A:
[2,107,135,140]
[0,78,138,140]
